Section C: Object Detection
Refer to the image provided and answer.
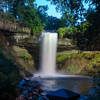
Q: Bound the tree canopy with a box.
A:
[47,0,100,50]
[47,0,86,26]
[0,0,100,50]
[0,0,45,35]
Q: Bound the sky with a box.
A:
[35,0,90,19]
[35,0,62,18]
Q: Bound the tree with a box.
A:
[85,0,100,50]
[15,6,45,35]
[0,0,45,35]
[45,16,66,30]
[47,0,85,26]
[58,28,66,38]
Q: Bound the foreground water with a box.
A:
[37,76,93,95]
[17,75,94,100]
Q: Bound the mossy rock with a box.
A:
[57,52,100,75]
[12,46,35,73]
[57,54,69,62]
[12,46,32,59]
[67,66,79,72]
[57,53,79,62]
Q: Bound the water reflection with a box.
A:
[41,80,56,90]
[41,77,93,95]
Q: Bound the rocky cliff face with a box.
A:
[57,38,77,52]
[0,32,35,77]
[1,20,99,77]
[0,20,38,99]
[12,35,78,73]
[0,19,31,34]
[12,46,35,74]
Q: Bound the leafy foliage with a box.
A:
[0,0,100,50]
[0,49,22,99]
[58,21,91,49]
[85,0,100,50]
[47,0,100,50]
[58,22,90,37]
[45,16,66,30]
[47,0,85,26]
[16,6,45,35]
[58,27,66,38]
[0,0,45,35]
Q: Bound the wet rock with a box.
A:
[16,77,49,100]
[46,89,80,100]
[78,95,88,100]
[88,88,96,95]
[17,77,81,100]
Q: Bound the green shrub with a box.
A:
[58,27,66,38]
[57,55,70,62]
[0,50,22,99]
[82,53,94,59]
[67,66,79,72]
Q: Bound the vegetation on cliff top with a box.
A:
[48,0,100,50]
[0,0,45,35]
[0,0,100,50]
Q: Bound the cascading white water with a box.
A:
[40,31,58,75]
[33,31,90,78]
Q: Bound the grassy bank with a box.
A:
[57,52,100,76]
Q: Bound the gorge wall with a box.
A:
[0,19,100,77]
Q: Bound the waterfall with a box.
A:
[40,31,58,75]
[34,31,76,77]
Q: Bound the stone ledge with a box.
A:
[0,19,31,34]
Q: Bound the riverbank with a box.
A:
[57,52,100,76]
